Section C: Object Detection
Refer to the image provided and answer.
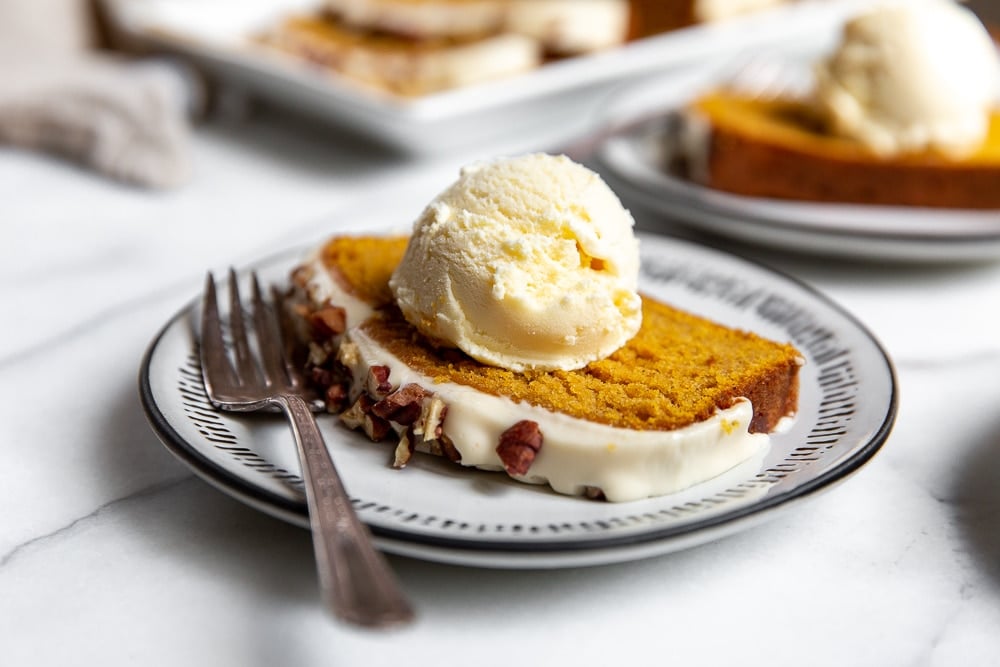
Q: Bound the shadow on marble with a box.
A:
[99,376,193,486]
[951,411,1000,592]
[95,382,321,660]
[95,373,318,591]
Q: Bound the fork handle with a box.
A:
[277,394,415,628]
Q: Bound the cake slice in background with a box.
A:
[672,0,1000,208]
[259,0,793,96]
[259,14,540,97]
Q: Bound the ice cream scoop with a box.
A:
[815,0,1000,158]
[389,153,642,372]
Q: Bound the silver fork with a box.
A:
[199,269,414,628]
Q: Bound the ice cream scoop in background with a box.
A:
[814,0,1000,158]
[389,153,642,373]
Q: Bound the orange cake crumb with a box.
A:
[328,235,801,433]
[320,235,409,306]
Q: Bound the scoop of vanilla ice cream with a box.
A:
[389,153,642,373]
[815,0,1000,158]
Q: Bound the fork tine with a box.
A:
[271,285,306,390]
[200,272,238,395]
[228,268,260,387]
[250,272,290,389]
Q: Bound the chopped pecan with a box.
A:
[367,365,392,397]
[308,305,347,338]
[415,399,447,442]
[290,265,314,288]
[435,405,448,439]
[437,432,461,463]
[309,365,334,388]
[583,486,607,501]
[363,414,392,442]
[393,430,415,468]
[339,394,369,430]
[339,394,391,441]
[372,384,431,425]
[324,383,348,411]
[496,420,543,476]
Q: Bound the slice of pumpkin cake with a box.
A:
[289,154,801,501]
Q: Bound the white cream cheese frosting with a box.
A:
[342,327,768,502]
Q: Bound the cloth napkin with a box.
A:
[0,0,194,189]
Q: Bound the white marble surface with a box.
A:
[3,91,1000,667]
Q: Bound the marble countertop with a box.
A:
[3,92,1000,667]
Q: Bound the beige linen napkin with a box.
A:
[0,0,193,188]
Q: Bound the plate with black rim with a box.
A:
[139,230,896,568]
[590,63,1000,263]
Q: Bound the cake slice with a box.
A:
[258,14,540,97]
[258,0,790,97]
[674,89,1000,208]
[322,0,508,40]
[323,0,631,54]
[320,0,783,44]
[289,235,802,502]
[673,1,1000,208]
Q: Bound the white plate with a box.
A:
[100,0,863,152]
[593,65,1000,262]
[139,231,896,568]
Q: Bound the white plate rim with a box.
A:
[138,232,897,568]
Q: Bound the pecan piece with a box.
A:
[339,394,391,441]
[290,265,314,289]
[309,365,334,388]
[367,365,392,397]
[438,431,461,463]
[416,399,447,442]
[324,383,348,411]
[339,394,372,430]
[372,383,431,425]
[496,420,543,476]
[393,430,415,468]
[308,305,347,338]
